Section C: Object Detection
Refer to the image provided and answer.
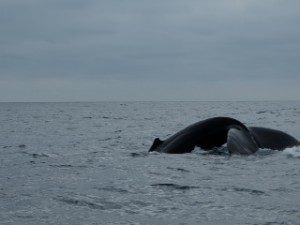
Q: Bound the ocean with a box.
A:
[0,101,299,225]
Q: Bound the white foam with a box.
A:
[282,146,300,158]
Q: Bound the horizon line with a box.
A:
[0,99,299,103]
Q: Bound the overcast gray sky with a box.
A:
[1,0,299,101]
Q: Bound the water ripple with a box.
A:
[55,196,105,210]
[221,187,267,196]
[54,194,122,210]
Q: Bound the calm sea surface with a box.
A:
[0,101,299,225]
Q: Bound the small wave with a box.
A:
[31,153,49,158]
[2,146,12,149]
[256,110,275,114]
[21,151,51,158]
[222,187,267,196]
[144,117,154,121]
[55,196,105,210]
[233,187,266,196]
[151,183,198,191]
[94,186,129,194]
[54,195,122,210]
[49,164,88,168]
[102,116,127,120]
[129,152,149,158]
[167,167,190,173]
[114,129,122,133]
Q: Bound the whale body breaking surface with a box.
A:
[149,117,300,155]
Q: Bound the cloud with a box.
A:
[0,0,299,101]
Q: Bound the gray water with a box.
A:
[0,101,299,225]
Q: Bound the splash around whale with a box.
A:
[149,117,300,155]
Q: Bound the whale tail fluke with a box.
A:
[149,138,163,152]
[249,127,300,150]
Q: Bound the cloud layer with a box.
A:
[1,0,300,101]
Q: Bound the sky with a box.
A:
[1,0,300,101]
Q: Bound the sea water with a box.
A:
[0,101,299,225]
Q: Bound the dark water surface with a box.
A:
[0,101,299,225]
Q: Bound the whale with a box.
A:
[148,117,300,155]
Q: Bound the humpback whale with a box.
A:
[149,117,300,155]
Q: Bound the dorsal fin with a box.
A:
[149,138,163,152]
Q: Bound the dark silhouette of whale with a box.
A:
[149,117,300,155]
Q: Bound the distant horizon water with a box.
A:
[1,99,300,103]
